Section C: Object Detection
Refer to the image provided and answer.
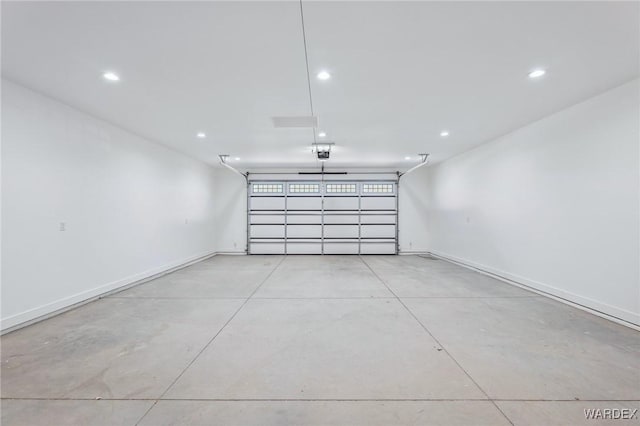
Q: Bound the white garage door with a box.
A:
[249,180,397,255]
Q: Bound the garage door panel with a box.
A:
[287,224,322,238]
[361,196,395,210]
[286,243,322,254]
[250,243,285,254]
[361,224,396,238]
[324,243,359,254]
[323,215,359,224]
[250,215,285,224]
[287,197,322,210]
[324,197,359,210]
[361,242,396,254]
[250,224,284,238]
[287,214,322,224]
[324,224,359,238]
[360,214,396,224]
[251,197,285,211]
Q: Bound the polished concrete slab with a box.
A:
[363,255,534,298]
[253,255,393,298]
[164,298,485,399]
[138,401,511,426]
[1,400,154,426]
[117,255,282,298]
[1,298,245,399]
[403,297,640,400]
[2,254,638,425]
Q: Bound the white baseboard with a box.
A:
[1,251,217,334]
[428,250,640,330]
[399,250,430,255]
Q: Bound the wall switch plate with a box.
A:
[59,222,66,231]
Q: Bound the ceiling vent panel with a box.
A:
[272,116,318,128]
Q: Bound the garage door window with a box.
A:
[289,183,319,193]
[363,183,394,193]
[253,183,283,193]
[326,183,356,193]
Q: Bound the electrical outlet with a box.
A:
[185,218,188,225]
[59,222,66,231]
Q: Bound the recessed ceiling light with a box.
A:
[528,69,546,79]
[405,156,412,160]
[103,71,120,81]
[196,132,206,138]
[440,130,450,137]
[317,70,331,80]
[318,132,327,138]
[234,157,241,161]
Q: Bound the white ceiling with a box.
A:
[2,1,638,170]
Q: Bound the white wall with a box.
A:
[425,79,640,326]
[398,165,429,253]
[214,169,247,254]
[1,80,218,331]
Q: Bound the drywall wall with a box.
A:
[425,79,640,326]
[398,165,429,253]
[1,80,218,331]
[214,169,248,254]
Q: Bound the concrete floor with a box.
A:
[2,255,639,425]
